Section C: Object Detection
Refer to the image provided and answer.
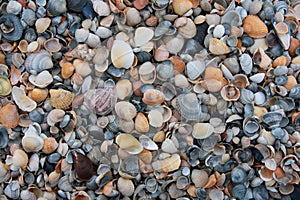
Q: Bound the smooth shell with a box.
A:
[111,40,134,69]
[209,38,230,55]
[0,76,11,96]
[29,71,53,88]
[192,123,214,139]
[142,89,165,106]
[115,101,137,121]
[243,15,268,38]
[116,134,143,154]
[0,104,19,129]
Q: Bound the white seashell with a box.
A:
[139,135,158,150]
[28,70,53,88]
[111,40,134,69]
[22,125,44,153]
[95,27,112,39]
[192,123,214,139]
[116,134,143,154]
[86,33,101,48]
[213,25,225,38]
[134,27,154,47]
[186,60,206,80]
[75,28,89,43]
[92,0,110,16]
[27,153,39,172]
[12,86,37,112]
[115,101,137,120]
[174,74,189,88]
[254,92,266,106]
[161,138,178,154]
[166,35,185,54]
[239,53,253,75]
[6,1,22,15]
[249,73,265,83]
[148,110,163,127]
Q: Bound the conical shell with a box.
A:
[116,134,143,154]
[0,104,19,128]
[50,89,74,109]
[243,15,268,38]
[111,40,134,69]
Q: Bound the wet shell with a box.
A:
[209,38,230,55]
[172,0,193,15]
[72,151,94,181]
[142,89,165,106]
[29,71,53,88]
[117,177,134,197]
[176,93,201,121]
[115,101,137,121]
[116,134,143,154]
[0,104,19,129]
[152,154,181,173]
[135,112,149,133]
[12,86,37,112]
[243,15,268,38]
[192,123,214,139]
[0,76,12,96]
[50,89,74,109]
[25,51,53,74]
[111,40,134,69]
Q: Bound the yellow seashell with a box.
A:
[0,76,12,96]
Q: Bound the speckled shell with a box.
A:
[0,104,19,128]
[243,15,268,38]
[25,50,53,74]
[50,89,74,109]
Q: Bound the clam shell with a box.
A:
[152,154,181,173]
[135,112,149,133]
[161,82,177,101]
[134,27,154,47]
[243,15,268,38]
[154,45,169,62]
[176,93,202,121]
[44,38,62,52]
[61,62,75,79]
[220,84,240,101]
[29,71,53,88]
[239,53,253,75]
[125,8,142,26]
[29,88,48,103]
[142,89,165,106]
[186,60,205,80]
[172,0,193,15]
[178,18,197,39]
[139,62,156,84]
[50,89,74,109]
[148,110,163,127]
[111,40,134,69]
[25,51,53,74]
[262,112,283,129]
[191,169,209,187]
[21,9,36,26]
[35,17,51,33]
[115,79,132,100]
[47,0,67,16]
[192,123,214,139]
[42,137,58,154]
[73,59,91,77]
[116,134,143,154]
[289,84,300,99]
[139,135,158,150]
[22,126,44,153]
[0,104,19,129]
[115,101,137,121]
[156,60,174,81]
[0,76,12,96]
[221,10,242,26]
[250,73,265,83]
[12,86,37,112]
[6,149,28,171]
[117,177,135,197]
[209,38,230,55]
[92,0,110,16]
[175,74,189,88]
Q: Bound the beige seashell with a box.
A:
[175,74,189,88]
[92,0,110,16]
[125,8,141,26]
[111,40,134,69]
[117,177,135,197]
[145,15,158,27]
[12,53,24,68]
[22,132,44,153]
[61,62,75,79]
[178,18,197,39]
[154,45,169,62]
[86,33,101,48]
[50,89,74,109]
[204,66,223,81]
[135,112,149,133]
[115,101,137,120]
[148,110,163,128]
[153,131,165,142]
[253,48,272,70]
[134,27,154,47]
[194,15,206,24]
[152,154,181,173]
[220,84,240,101]
[73,59,91,77]
[166,35,185,54]
[191,169,209,187]
[118,119,135,133]
[116,79,132,100]
[231,74,250,88]
[12,86,37,112]
[116,133,143,154]
[18,40,28,53]
[44,38,61,52]
[161,138,178,154]
[192,123,214,139]
[200,79,223,92]
[243,15,268,38]
[142,89,165,106]
[6,149,28,170]
[275,22,289,35]
[284,75,297,91]
[27,41,40,53]
[162,105,172,122]
[209,38,230,55]
[42,137,58,154]
[35,18,51,33]
[28,70,53,88]
[172,0,193,15]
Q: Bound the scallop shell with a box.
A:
[25,51,53,74]
[243,15,268,38]
[135,112,149,133]
[172,0,193,15]
[176,93,201,121]
[209,38,230,55]
[111,40,134,69]
[50,89,74,109]
[142,89,165,106]
[0,104,19,129]
[28,71,53,88]
[12,86,37,112]
[22,126,44,153]
[192,123,214,139]
[139,62,156,84]
[152,154,181,173]
[115,101,137,121]
[117,177,135,197]
[116,134,143,154]
[0,76,12,96]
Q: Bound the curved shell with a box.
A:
[21,9,36,26]
[116,134,143,154]
[42,137,58,154]
[262,112,283,129]
[139,62,156,84]
[115,101,137,120]
[209,38,230,55]
[25,51,53,74]
[47,0,67,16]
[192,123,214,139]
[29,88,48,103]
[221,10,242,26]
[44,38,62,52]
[161,82,177,101]
[117,177,135,197]
[289,84,300,99]
[0,14,23,42]
[50,89,74,109]
[148,110,163,127]
[29,71,53,88]
[134,27,154,47]
[156,60,174,81]
[186,60,205,80]
[22,126,44,153]
[220,85,240,101]
[0,76,12,96]
[0,128,9,149]
[12,86,37,112]
[239,53,253,75]
[152,154,181,173]
[176,93,202,121]
[172,0,193,15]
[142,89,165,106]
[0,104,19,129]
[72,151,94,181]
[243,15,268,38]
[135,112,149,133]
[111,40,134,69]
[7,149,28,170]
[178,18,197,39]
[115,79,132,100]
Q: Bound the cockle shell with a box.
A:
[50,89,74,109]
[209,38,230,55]
[178,18,197,39]
[28,70,53,88]
[142,89,165,106]
[186,60,205,80]
[116,134,143,154]
[135,112,149,133]
[22,126,44,153]
[42,137,58,154]
[172,0,193,15]
[139,62,156,84]
[0,76,11,97]
[117,177,135,197]
[152,154,181,173]
[44,38,61,52]
[25,51,53,74]
[12,86,37,112]
[192,123,214,139]
[115,79,132,100]
[115,101,137,121]
[176,93,201,121]
[111,40,134,69]
[29,88,48,103]
[125,8,142,26]
[243,15,268,38]
[0,104,19,129]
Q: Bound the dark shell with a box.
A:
[136,51,152,63]
[0,14,23,41]
[193,22,209,46]
[253,185,269,200]
[275,76,288,85]
[0,127,9,148]
[238,149,253,163]
[24,28,37,42]
[47,0,67,16]
[72,151,94,181]
[67,0,89,12]
[82,0,95,19]
[289,84,300,99]
[231,167,247,183]
[241,36,254,47]
[231,184,247,199]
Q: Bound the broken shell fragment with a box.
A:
[12,86,37,112]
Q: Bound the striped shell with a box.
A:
[25,50,53,74]
[50,89,74,109]
[176,93,202,121]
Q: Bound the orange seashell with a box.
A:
[102,181,114,196]
[29,88,48,102]
[50,89,74,109]
[274,167,285,179]
[273,56,290,68]
[203,174,217,188]
[154,45,169,62]
[187,185,197,197]
[135,112,149,133]
[10,66,21,86]
[243,15,268,38]
[172,0,193,15]
[288,37,300,56]
[61,62,75,79]
[133,0,148,10]
[42,137,58,154]
[0,104,19,128]
[190,0,201,8]
[284,75,297,91]
[145,15,158,27]
[204,66,223,81]
[170,56,185,75]
[142,89,165,106]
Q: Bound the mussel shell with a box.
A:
[72,151,94,181]
[0,14,23,41]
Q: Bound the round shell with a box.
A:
[192,123,214,139]
[115,101,137,121]
[44,38,61,52]
[0,76,12,96]
[29,88,48,102]
[139,62,156,84]
[135,112,149,133]
[172,0,193,15]
[209,38,230,55]
[117,177,135,197]
[0,104,19,128]
[25,51,53,74]
[50,89,74,109]
[22,132,44,153]
[176,93,201,121]
[142,89,165,106]
[111,40,134,69]
[28,71,53,88]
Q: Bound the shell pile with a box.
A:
[0,0,299,199]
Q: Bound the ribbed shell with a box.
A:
[176,93,201,121]
[25,51,53,74]
[0,14,23,41]
[50,89,74,109]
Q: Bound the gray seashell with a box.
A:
[223,57,240,74]
[239,88,254,104]
[241,35,254,47]
[274,66,288,76]
[156,60,174,81]
[25,51,53,74]
[24,172,35,185]
[161,82,177,101]
[47,0,67,16]
[254,91,266,106]
[58,175,73,192]
[239,54,253,75]
[6,1,22,15]
[275,98,295,112]
[275,75,288,85]
[213,25,225,38]
[221,10,242,26]
[4,181,20,199]
[21,9,37,26]
[20,190,36,200]
[262,112,283,129]
[226,35,238,47]
[240,0,251,11]
[200,0,212,12]
[249,73,265,83]
[271,127,286,139]
[232,184,247,199]
[249,0,263,15]
[289,84,300,99]
[154,21,172,37]
[0,128,8,149]
[244,103,254,117]
[75,28,89,43]
[176,93,202,121]
[221,64,234,81]
[0,14,23,42]
[96,27,112,39]
[274,1,289,14]
[231,166,247,183]
[24,28,37,42]
[36,0,47,6]
[243,117,260,137]
[186,60,205,80]
[145,177,158,193]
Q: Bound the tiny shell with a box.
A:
[192,123,214,139]
[209,38,230,55]
[243,15,268,38]
[12,86,37,112]
[135,112,149,133]
[172,0,193,15]
[115,101,137,121]
[253,48,272,70]
[142,89,165,106]
[0,104,19,128]
[111,40,134,69]
[50,89,74,109]
[116,134,143,154]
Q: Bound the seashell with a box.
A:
[166,35,185,54]
[161,82,177,101]
[75,28,89,43]
[220,84,240,101]
[35,17,51,33]
[115,79,132,100]
[47,0,67,16]
[176,93,201,121]
[29,88,48,103]
[176,176,190,190]
[25,51,53,74]
[186,60,205,80]
[116,134,143,154]
[145,15,158,27]
[6,149,28,170]
[203,174,217,188]
[275,98,295,112]
[172,0,193,15]
[243,15,268,38]
[249,0,263,15]
[42,137,58,154]
[148,110,163,127]
[239,53,253,75]
[250,73,265,83]
[239,88,254,104]
[117,177,135,197]
[284,76,297,91]
[175,74,189,88]
[72,151,94,181]
[133,0,148,10]
[138,62,156,84]
[152,154,181,173]
[231,184,247,199]
[142,89,164,106]
[44,38,62,52]
[86,33,101,48]
[156,60,174,81]
[134,27,154,47]
[92,0,110,16]
[119,156,139,179]
[209,38,230,55]
[209,189,224,200]
[0,128,8,149]
[254,92,266,106]
[154,45,169,62]
[111,40,134,69]
[0,104,19,129]
[253,48,272,70]
[50,89,74,109]
[115,101,137,121]
[191,169,209,187]
[21,9,36,27]
[0,76,11,96]
[61,62,75,79]
[0,14,23,41]
[135,112,149,133]
[275,76,288,85]
[213,25,225,39]
[139,135,158,150]
[125,7,142,26]
[192,123,214,139]
[22,125,44,153]
[178,18,197,39]
[73,191,92,200]
[243,117,260,137]
[170,56,185,75]
[145,176,158,193]
[289,84,300,99]
[231,74,250,88]
[4,181,20,199]
[204,66,223,81]
[29,71,53,89]
[12,86,37,112]
[262,112,283,129]
[6,1,22,15]
[11,53,24,68]
[221,10,242,26]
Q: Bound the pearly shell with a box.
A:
[111,40,134,69]
[115,79,132,100]
[116,134,143,154]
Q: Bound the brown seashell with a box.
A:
[203,174,217,188]
[61,62,75,79]
[73,191,91,200]
[42,137,58,154]
[153,131,165,142]
[275,22,289,35]
[284,75,297,91]
[154,45,169,62]
[72,151,94,181]
[0,104,19,128]
[10,66,21,86]
[209,38,230,55]
[142,89,165,106]
[273,56,290,68]
[133,0,148,10]
[231,74,250,88]
[288,37,300,56]
[243,15,268,38]
[135,112,149,133]
[138,149,152,164]
[50,89,74,109]
[253,48,272,70]
[29,88,48,102]
[170,56,185,75]
[204,66,223,81]
[172,0,193,15]
[145,15,158,27]
[18,39,28,53]
[220,84,240,101]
